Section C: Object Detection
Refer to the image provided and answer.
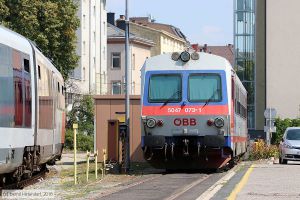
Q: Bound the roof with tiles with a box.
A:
[107,23,155,46]
[129,17,187,42]
[191,44,234,66]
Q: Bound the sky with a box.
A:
[106,0,233,45]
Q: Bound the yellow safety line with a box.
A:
[227,164,255,200]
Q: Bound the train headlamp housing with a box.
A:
[180,51,190,62]
[191,52,199,60]
[146,118,156,128]
[214,117,225,128]
[171,52,180,61]
[207,119,214,126]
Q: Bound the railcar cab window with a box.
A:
[148,74,181,103]
[188,74,222,102]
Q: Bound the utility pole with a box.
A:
[124,0,131,173]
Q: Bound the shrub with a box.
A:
[249,139,279,160]
[64,129,94,151]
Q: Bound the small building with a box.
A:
[94,95,144,162]
[107,14,155,95]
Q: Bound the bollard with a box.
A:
[73,124,78,185]
[86,151,90,182]
[103,149,107,175]
[94,150,98,179]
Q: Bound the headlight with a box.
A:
[214,117,224,128]
[283,143,293,149]
[146,118,156,128]
[180,51,190,62]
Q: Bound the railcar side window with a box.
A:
[148,74,181,103]
[38,65,41,79]
[23,56,32,127]
[24,59,30,73]
[12,50,23,127]
[188,74,222,102]
[0,44,31,128]
[0,44,15,127]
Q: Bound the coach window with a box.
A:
[23,57,31,127]
[188,74,222,102]
[12,50,23,127]
[148,74,182,103]
[0,44,15,127]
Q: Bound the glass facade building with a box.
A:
[234,0,256,129]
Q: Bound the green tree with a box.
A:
[0,1,8,22]
[0,0,79,79]
[68,95,94,135]
[272,118,300,144]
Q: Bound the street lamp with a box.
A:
[124,0,131,173]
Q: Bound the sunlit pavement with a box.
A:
[234,161,300,200]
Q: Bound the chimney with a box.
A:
[116,15,126,30]
[120,15,125,20]
[107,12,115,25]
[203,44,208,52]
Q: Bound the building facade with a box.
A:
[129,17,188,56]
[69,0,107,95]
[263,0,300,118]
[237,0,300,138]
[107,21,154,95]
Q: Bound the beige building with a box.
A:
[129,17,188,56]
[256,0,300,119]
[69,0,107,95]
[107,22,154,95]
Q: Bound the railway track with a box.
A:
[0,168,48,192]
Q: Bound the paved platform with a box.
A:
[235,161,300,200]
[210,160,300,200]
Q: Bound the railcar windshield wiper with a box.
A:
[161,90,182,107]
[202,89,219,109]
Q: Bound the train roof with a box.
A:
[0,25,32,55]
[0,25,63,80]
[142,52,233,72]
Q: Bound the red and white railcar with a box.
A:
[141,51,247,169]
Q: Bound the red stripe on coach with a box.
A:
[231,136,248,143]
[142,105,229,116]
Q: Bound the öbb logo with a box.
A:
[174,118,197,126]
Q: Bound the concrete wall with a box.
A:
[266,0,300,118]
[94,95,144,162]
[255,0,266,130]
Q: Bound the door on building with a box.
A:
[107,120,119,162]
